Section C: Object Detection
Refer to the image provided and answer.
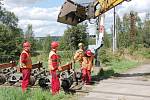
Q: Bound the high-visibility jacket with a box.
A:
[20,50,32,69]
[81,55,94,71]
[48,50,59,71]
[74,49,84,64]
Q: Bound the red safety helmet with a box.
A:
[23,41,31,47]
[86,50,92,56]
[51,41,59,49]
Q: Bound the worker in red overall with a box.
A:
[81,50,94,84]
[19,41,32,92]
[48,41,62,95]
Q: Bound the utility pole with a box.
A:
[113,6,117,54]
[90,15,104,67]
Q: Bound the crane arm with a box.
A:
[57,0,130,25]
[95,0,126,17]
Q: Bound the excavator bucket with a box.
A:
[57,0,87,25]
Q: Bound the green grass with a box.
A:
[108,59,139,73]
[101,59,139,78]
[0,87,73,100]
[135,48,150,59]
[97,48,146,78]
[0,49,146,100]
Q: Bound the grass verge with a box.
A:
[101,59,139,78]
[0,87,73,100]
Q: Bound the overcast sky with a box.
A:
[3,0,150,37]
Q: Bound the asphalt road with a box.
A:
[80,64,150,100]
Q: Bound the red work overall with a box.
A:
[82,68,91,84]
[20,50,32,92]
[48,50,60,95]
[81,55,94,84]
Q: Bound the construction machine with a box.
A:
[57,0,131,25]
[57,0,131,66]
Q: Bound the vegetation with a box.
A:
[116,11,150,49]
[143,13,150,48]
[103,31,111,48]
[0,3,24,62]
[59,24,89,50]
[0,0,150,99]
[98,47,148,78]
[99,11,150,79]
[0,87,73,100]
[24,24,37,55]
[42,36,52,53]
[0,4,37,62]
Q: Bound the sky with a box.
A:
[2,0,150,37]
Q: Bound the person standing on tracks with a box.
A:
[19,41,32,92]
[48,41,62,95]
[73,43,85,83]
[81,50,94,85]
[73,43,85,66]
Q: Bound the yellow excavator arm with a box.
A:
[95,0,128,17]
[57,0,131,25]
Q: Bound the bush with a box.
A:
[99,49,121,64]
[135,48,150,59]
[99,49,112,65]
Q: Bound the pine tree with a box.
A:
[143,12,150,48]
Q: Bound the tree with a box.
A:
[0,1,24,62]
[116,13,130,48]
[103,31,111,48]
[116,14,124,48]
[42,36,52,53]
[59,24,89,50]
[116,11,142,49]
[130,11,138,49]
[143,12,150,48]
[24,24,34,38]
[24,24,37,54]
[0,0,4,17]
[0,7,18,28]
[0,24,23,57]
[122,13,131,48]
[36,39,44,51]
[0,3,24,57]
[135,13,143,48]
[129,11,145,49]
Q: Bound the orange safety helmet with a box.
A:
[51,41,59,49]
[85,50,92,56]
[23,41,31,47]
